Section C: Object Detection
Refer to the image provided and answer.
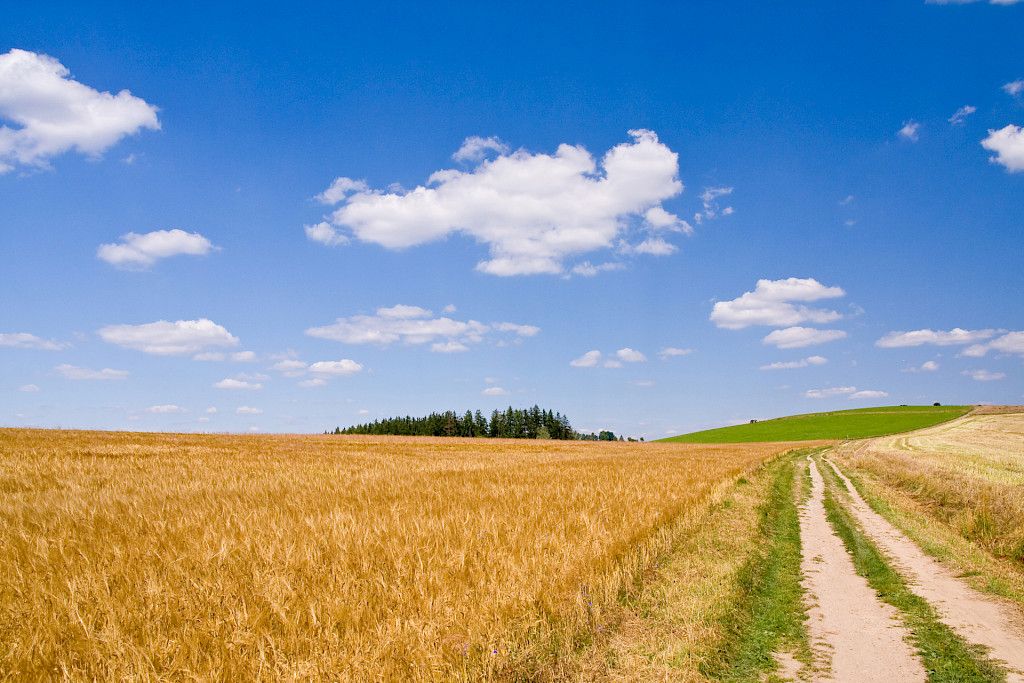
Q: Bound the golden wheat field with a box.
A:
[0,429,804,680]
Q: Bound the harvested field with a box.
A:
[0,428,806,680]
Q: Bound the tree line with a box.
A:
[330,406,630,441]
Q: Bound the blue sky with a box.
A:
[2,1,1022,438]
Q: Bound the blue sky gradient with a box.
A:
[2,1,1022,437]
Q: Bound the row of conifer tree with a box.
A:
[331,406,615,440]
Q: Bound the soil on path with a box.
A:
[827,459,1024,682]
[799,458,926,682]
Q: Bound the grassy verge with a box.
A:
[832,465,1024,607]
[817,456,1006,683]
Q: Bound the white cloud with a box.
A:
[988,331,1024,355]
[205,406,218,414]
[304,221,349,246]
[693,186,734,224]
[981,125,1024,172]
[1004,80,1024,96]
[316,177,369,204]
[442,304,457,313]
[962,369,1006,381]
[570,261,625,277]
[658,347,694,360]
[763,327,847,349]
[898,121,921,142]
[0,49,159,173]
[272,359,308,377]
[231,351,256,362]
[308,359,363,376]
[711,277,845,330]
[805,386,857,399]
[214,378,262,390]
[431,341,470,353]
[55,363,127,380]
[298,378,327,388]
[236,406,263,414]
[18,384,40,392]
[603,359,623,368]
[146,404,184,414]
[948,105,977,126]
[850,390,889,400]
[97,229,215,268]
[310,129,686,276]
[875,327,996,348]
[0,332,67,350]
[306,305,535,349]
[570,350,602,368]
[903,360,941,373]
[482,386,509,396]
[99,319,239,356]
[616,347,647,363]
[644,206,693,234]
[452,135,510,163]
[760,355,828,370]
[623,237,677,256]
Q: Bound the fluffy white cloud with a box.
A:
[658,347,694,359]
[236,406,263,414]
[763,327,847,349]
[962,369,1006,381]
[308,359,363,376]
[310,129,686,276]
[97,229,215,268]
[99,319,239,356]
[570,350,602,368]
[272,359,308,377]
[431,341,469,353]
[760,355,828,370]
[1004,80,1024,96]
[231,351,256,362]
[570,261,625,277]
[988,331,1024,355]
[306,305,536,349]
[981,125,1024,172]
[875,327,996,348]
[205,406,218,414]
[903,360,940,373]
[304,221,349,246]
[0,332,67,350]
[214,378,262,390]
[850,390,889,399]
[482,386,509,396]
[693,186,734,224]
[644,206,693,234]
[805,386,857,399]
[316,177,369,204]
[18,384,40,392]
[0,49,159,173]
[624,237,677,256]
[55,363,127,380]
[616,347,647,363]
[710,278,845,329]
[146,404,184,414]
[898,121,921,142]
[948,105,977,126]
[452,135,510,162]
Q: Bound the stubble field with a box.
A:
[0,429,806,680]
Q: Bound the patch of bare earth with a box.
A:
[827,459,1024,682]
[799,458,925,682]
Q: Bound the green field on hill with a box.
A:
[661,405,972,443]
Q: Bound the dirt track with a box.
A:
[798,458,925,682]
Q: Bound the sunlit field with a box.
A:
[0,429,805,680]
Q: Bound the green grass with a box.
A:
[702,448,812,681]
[818,456,1006,682]
[661,405,971,444]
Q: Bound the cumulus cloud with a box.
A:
[55,363,127,380]
[272,359,308,377]
[693,186,734,224]
[0,49,159,173]
[875,327,996,348]
[306,305,536,349]
[644,206,693,234]
[903,360,940,373]
[0,332,67,350]
[482,386,509,396]
[18,384,40,392]
[308,359,363,376]
[431,341,469,353]
[236,406,263,415]
[763,327,847,349]
[99,319,239,356]
[97,229,215,268]
[981,125,1024,172]
[309,129,686,276]
[961,331,1024,357]
[948,105,977,126]
[710,278,845,330]
[316,177,370,204]
[804,386,857,399]
[760,355,828,370]
[616,348,647,363]
[570,261,625,277]
[1004,80,1024,96]
[658,347,694,359]
[452,135,510,162]
[623,237,677,256]
[962,369,1006,381]
[146,404,184,414]
[898,121,921,142]
[850,390,889,399]
[214,378,262,390]
[304,221,349,246]
[570,350,602,368]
